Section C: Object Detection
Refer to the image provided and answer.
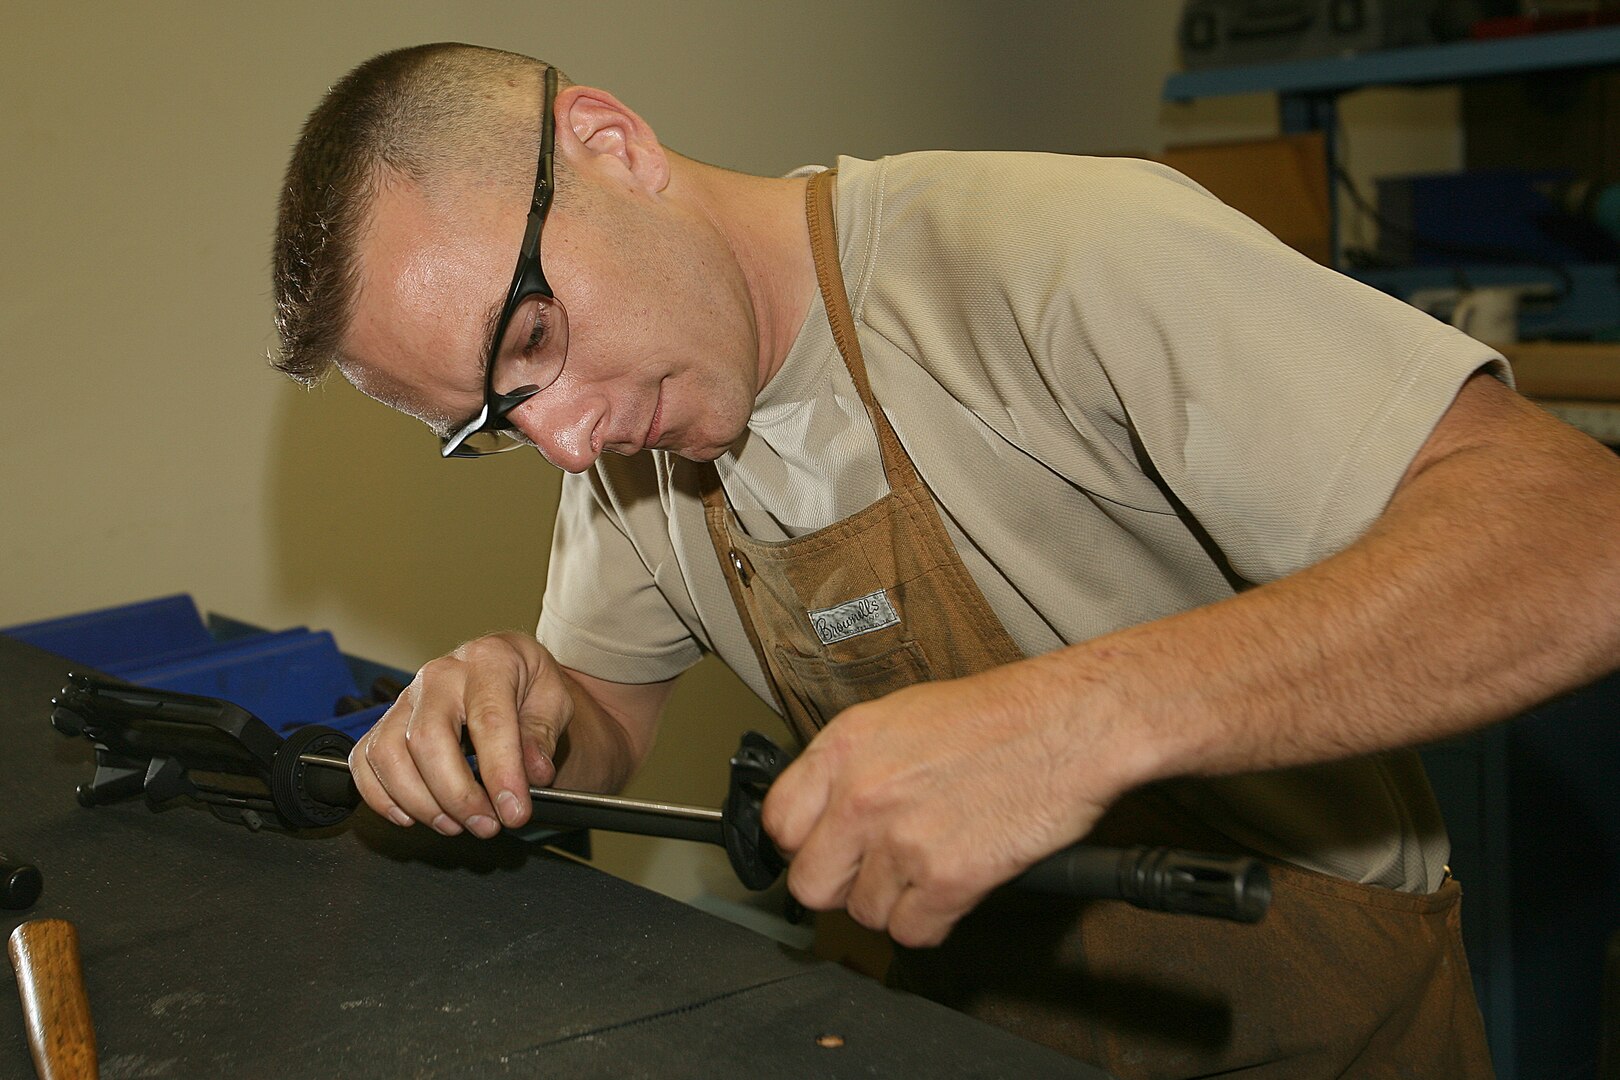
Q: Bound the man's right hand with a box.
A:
[349,632,577,838]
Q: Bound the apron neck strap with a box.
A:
[805,169,924,495]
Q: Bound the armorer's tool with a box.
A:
[49,673,1272,923]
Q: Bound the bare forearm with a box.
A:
[548,680,635,792]
[551,667,672,794]
[757,379,1620,947]
[1045,388,1620,795]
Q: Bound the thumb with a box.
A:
[515,662,573,789]
[519,729,558,788]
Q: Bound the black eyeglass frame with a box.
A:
[441,65,560,459]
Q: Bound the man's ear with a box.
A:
[554,85,669,195]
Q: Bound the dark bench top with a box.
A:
[0,635,1106,1079]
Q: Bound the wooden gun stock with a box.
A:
[8,920,98,1080]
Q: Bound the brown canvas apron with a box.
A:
[699,169,1495,1079]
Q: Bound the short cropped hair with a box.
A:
[271,43,570,386]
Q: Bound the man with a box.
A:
[271,42,1620,1078]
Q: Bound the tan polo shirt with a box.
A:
[539,152,1507,892]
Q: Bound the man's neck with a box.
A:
[671,155,818,396]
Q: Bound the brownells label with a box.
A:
[808,590,901,645]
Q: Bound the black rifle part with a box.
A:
[50,676,1269,923]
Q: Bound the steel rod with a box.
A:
[298,753,725,845]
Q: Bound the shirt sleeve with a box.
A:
[538,464,705,683]
[1044,159,1509,583]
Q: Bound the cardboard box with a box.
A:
[1158,132,1334,265]
[1500,341,1620,400]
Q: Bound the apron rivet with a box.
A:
[728,548,751,585]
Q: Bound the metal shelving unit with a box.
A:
[1165,24,1620,102]
[1163,26,1620,256]
[1165,28,1620,1080]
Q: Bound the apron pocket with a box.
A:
[772,639,935,730]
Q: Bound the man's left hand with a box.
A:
[760,657,1139,947]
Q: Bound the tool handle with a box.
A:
[7,920,98,1080]
[722,733,1271,922]
[1014,845,1271,923]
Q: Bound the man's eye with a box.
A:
[525,310,548,353]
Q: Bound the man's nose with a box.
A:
[508,393,602,474]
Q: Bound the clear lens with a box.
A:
[492,293,569,401]
[454,429,528,455]
[441,290,570,458]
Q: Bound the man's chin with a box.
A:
[671,431,752,463]
[663,417,750,463]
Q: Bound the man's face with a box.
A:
[342,170,763,472]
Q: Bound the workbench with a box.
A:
[0,635,1107,1079]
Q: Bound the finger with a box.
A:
[884,876,986,950]
[761,749,834,857]
[403,666,499,838]
[461,648,534,829]
[843,846,907,935]
[783,811,864,912]
[348,722,414,828]
[359,697,455,831]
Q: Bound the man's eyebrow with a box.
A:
[379,385,458,441]
[477,290,506,380]
[342,362,459,441]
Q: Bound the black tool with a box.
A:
[50,674,1271,923]
[1,853,43,912]
[49,675,355,832]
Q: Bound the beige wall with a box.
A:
[2,2,1459,905]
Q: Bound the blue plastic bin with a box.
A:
[1,595,408,737]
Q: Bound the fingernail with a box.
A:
[496,790,520,826]
[468,814,499,839]
[431,814,462,836]
[387,807,414,828]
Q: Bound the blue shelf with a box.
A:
[1165,25,1620,101]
